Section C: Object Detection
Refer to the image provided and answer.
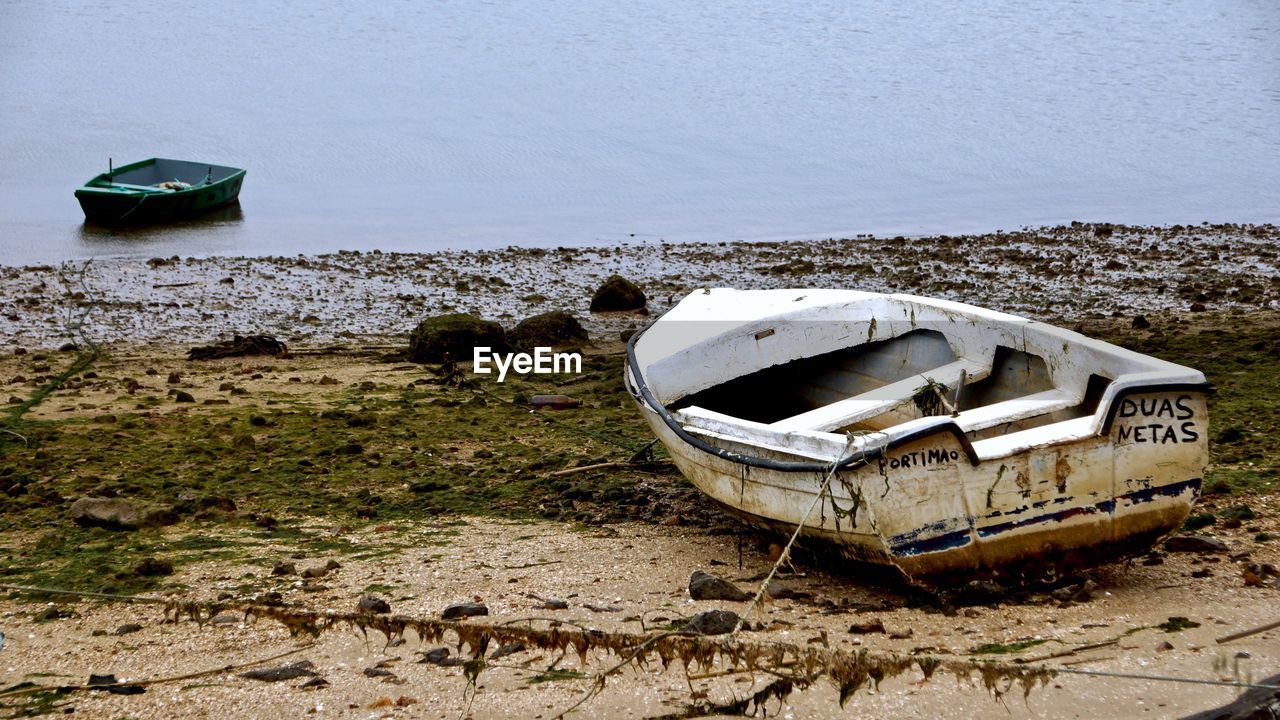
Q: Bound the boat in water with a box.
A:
[75,158,246,225]
[626,289,1210,585]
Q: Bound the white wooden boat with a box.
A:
[626,289,1210,584]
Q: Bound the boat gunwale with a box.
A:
[76,158,246,197]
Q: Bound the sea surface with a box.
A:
[1,1,1277,264]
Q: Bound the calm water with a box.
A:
[1,1,1278,264]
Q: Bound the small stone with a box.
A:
[681,609,741,636]
[849,619,887,635]
[417,647,463,666]
[167,372,181,384]
[1164,535,1229,553]
[490,642,525,660]
[174,391,195,403]
[688,570,751,601]
[765,582,812,600]
[115,623,143,635]
[1156,641,1174,652]
[363,667,395,678]
[271,562,296,576]
[87,673,145,695]
[357,595,391,614]
[540,598,569,610]
[298,677,329,690]
[1132,315,1151,329]
[210,614,239,625]
[70,497,140,530]
[441,601,488,620]
[132,557,173,576]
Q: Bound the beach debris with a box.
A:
[408,313,507,363]
[357,595,391,614]
[589,274,647,312]
[240,660,318,682]
[511,310,589,350]
[187,334,289,361]
[688,570,751,601]
[1050,579,1095,604]
[849,619,887,635]
[1157,616,1200,633]
[301,565,332,580]
[530,595,568,610]
[1164,535,1228,553]
[32,606,74,622]
[442,601,489,620]
[87,673,145,695]
[681,609,741,636]
[530,394,581,410]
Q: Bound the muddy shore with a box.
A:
[3,223,1277,350]
[2,224,1279,719]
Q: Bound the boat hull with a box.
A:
[75,158,246,225]
[633,389,1206,585]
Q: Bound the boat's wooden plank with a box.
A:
[768,357,990,433]
[951,388,1080,432]
[969,416,1097,459]
[675,406,850,460]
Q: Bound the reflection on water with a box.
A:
[76,204,246,257]
[1,1,1278,264]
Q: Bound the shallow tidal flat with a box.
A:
[1,223,1277,349]
[1,223,1279,718]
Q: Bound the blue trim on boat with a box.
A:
[888,477,1201,557]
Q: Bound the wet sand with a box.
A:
[2,512,1278,719]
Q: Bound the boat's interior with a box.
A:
[87,159,241,192]
[665,327,1114,462]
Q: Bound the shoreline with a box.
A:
[2,222,1277,350]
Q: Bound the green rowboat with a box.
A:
[75,158,246,225]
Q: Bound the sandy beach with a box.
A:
[2,224,1279,719]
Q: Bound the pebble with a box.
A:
[441,601,488,620]
[688,569,751,601]
[1164,535,1229,553]
[681,609,740,636]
